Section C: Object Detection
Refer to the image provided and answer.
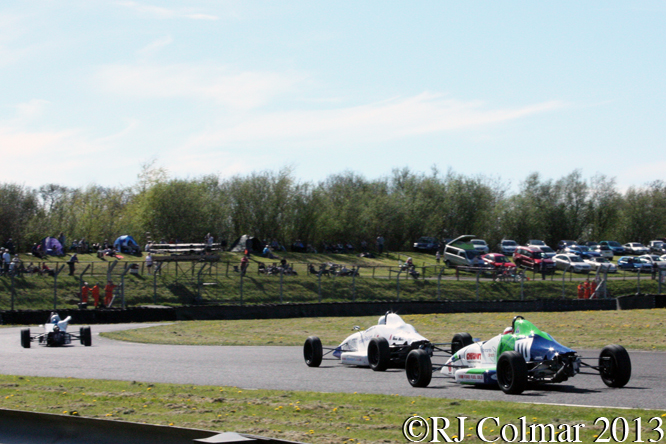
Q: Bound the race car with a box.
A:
[20,313,92,348]
[404,316,631,394]
[303,312,472,371]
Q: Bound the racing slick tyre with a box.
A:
[405,349,432,388]
[368,337,390,371]
[497,351,528,394]
[451,332,473,354]
[599,344,631,388]
[80,326,92,347]
[303,336,323,367]
[20,328,31,349]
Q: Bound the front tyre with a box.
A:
[599,344,631,388]
[303,336,323,367]
[81,326,92,347]
[368,337,390,371]
[451,333,473,354]
[497,351,528,394]
[405,349,432,387]
[20,328,31,349]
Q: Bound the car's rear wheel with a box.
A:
[80,326,92,347]
[20,328,31,349]
[303,336,323,367]
[368,337,390,371]
[451,332,473,354]
[599,344,631,388]
[405,349,432,387]
[496,351,527,394]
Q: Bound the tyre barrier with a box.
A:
[0,297,624,325]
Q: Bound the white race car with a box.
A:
[303,313,472,371]
[20,313,92,348]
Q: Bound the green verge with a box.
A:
[0,374,663,444]
[102,308,666,351]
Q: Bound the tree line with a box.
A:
[2,165,665,253]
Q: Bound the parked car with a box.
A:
[497,239,518,256]
[593,244,614,259]
[564,245,601,259]
[623,242,649,255]
[584,257,617,273]
[599,240,626,256]
[617,256,653,272]
[557,240,578,252]
[444,235,481,267]
[553,254,591,273]
[412,236,440,253]
[527,240,549,249]
[637,255,666,271]
[539,245,557,258]
[649,240,666,254]
[585,241,599,248]
[513,246,555,271]
[470,239,489,254]
[481,253,516,269]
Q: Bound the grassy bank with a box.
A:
[0,374,662,443]
[102,309,666,351]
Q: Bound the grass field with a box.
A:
[102,308,666,351]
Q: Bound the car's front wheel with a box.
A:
[405,349,432,387]
[496,351,527,394]
[80,326,92,347]
[20,328,31,349]
[367,337,390,371]
[303,336,323,367]
[451,333,473,354]
[599,344,631,388]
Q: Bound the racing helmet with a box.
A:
[503,326,513,335]
[50,313,61,324]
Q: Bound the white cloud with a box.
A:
[115,1,218,20]
[95,63,306,110]
[183,93,566,149]
[137,35,173,55]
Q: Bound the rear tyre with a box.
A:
[496,351,528,394]
[405,349,432,387]
[451,333,473,354]
[81,326,92,347]
[368,337,390,371]
[599,344,631,388]
[20,328,31,349]
[303,336,323,367]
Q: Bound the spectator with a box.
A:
[145,252,153,274]
[376,235,385,254]
[240,254,250,276]
[262,245,277,259]
[5,238,15,255]
[436,250,441,264]
[32,243,44,259]
[67,253,79,276]
[2,249,10,274]
[58,232,66,253]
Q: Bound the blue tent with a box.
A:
[114,235,140,254]
[41,237,64,256]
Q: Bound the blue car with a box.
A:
[599,241,625,256]
[617,256,652,272]
[564,245,601,259]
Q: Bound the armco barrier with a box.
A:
[0,408,303,443]
[0,298,620,325]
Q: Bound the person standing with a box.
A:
[92,283,101,308]
[145,252,153,274]
[376,236,385,255]
[2,249,10,275]
[104,280,117,308]
[67,253,79,276]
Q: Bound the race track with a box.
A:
[1,324,664,410]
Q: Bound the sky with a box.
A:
[1,1,664,191]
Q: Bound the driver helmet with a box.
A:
[50,313,61,324]
[503,326,513,335]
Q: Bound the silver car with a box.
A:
[554,253,592,273]
[584,257,617,273]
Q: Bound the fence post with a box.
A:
[352,266,358,301]
[437,267,446,301]
[475,269,480,300]
[279,268,284,304]
[318,271,322,303]
[153,267,158,304]
[637,268,641,294]
[10,274,15,311]
[396,268,402,301]
[561,266,568,298]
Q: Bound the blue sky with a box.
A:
[1,1,664,191]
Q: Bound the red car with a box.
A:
[513,246,555,271]
[481,253,516,269]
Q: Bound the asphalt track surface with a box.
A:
[1,324,664,410]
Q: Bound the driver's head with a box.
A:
[503,326,513,335]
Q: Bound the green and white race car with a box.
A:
[405,316,631,394]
